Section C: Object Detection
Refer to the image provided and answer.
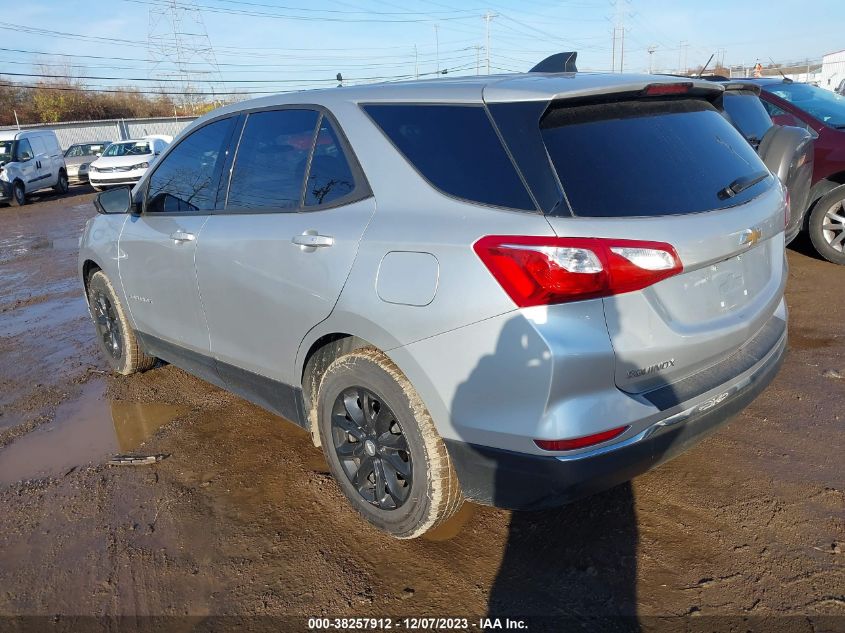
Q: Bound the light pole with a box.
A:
[648,45,657,74]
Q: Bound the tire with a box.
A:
[53,170,69,195]
[808,186,845,265]
[316,348,463,539]
[10,181,26,207]
[86,271,156,375]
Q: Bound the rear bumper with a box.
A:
[444,326,786,510]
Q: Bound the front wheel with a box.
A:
[53,170,69,194]
[316,348,463,539]
[809,186,845,265]
[10,181,26,207]
[86,271,156,375]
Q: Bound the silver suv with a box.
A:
[79,71,788,538]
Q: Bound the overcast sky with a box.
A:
[2,0,843,96]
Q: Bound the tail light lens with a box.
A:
[474,236,683,307]
[535,425,629,452]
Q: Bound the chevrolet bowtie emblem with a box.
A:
[740,227,762,248]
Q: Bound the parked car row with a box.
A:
[0,133,171,206]
[748,78,845,264]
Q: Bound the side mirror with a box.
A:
[95,152,102,157]
[94,186,132,215]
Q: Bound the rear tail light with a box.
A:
[534,425,629,452]
[474,236,683,307]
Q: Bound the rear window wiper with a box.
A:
[717,170,770,200]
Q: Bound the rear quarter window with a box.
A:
[541,98,772,218]
[363,104,535,211]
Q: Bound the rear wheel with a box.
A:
[53,170,69,194]
[809,186,845,265]
[10,181,26,207]
[86,271,156,375]
[316,348,463,538]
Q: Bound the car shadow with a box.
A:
[449,303,692,630]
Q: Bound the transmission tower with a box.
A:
[148,0,224,111]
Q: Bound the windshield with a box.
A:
[763,82,845,128]
[0,141,11,164]
[102,141,152,157]
[65,143,108,158]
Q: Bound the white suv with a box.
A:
[0,129,69,206]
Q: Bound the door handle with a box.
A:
[292,233,334,248]
[170,231,196,243]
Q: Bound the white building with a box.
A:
[821,49,845,92]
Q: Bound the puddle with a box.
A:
[0,234,79,263]
[0,381,189,485]
[0,296,88,338]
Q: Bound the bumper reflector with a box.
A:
[534,425,629,452]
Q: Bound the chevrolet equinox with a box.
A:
[79,69,788,538]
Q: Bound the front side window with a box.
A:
[363,104,535,211]
[227,109,319,210]
[15,139,33,162]
[304,118,356,206]
[146,117,235,213]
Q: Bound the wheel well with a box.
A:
[301,333,375,447]
[82,260,101,294]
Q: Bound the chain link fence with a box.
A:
[0,116,198,150]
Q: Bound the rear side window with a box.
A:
[541,99,772,217]
[146,117,235,213]
[304,117,356,207]
[227,109,319,210]
[722,91,772,143]
[364,104,535,211]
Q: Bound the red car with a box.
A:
[747,78,845,264]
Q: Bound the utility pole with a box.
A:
[484,11,498,75]
[611,27,616,72]
[647,45,657,74]
[472,44,483,75]
[620,26,625,72]
[414,44,419,79]
[434,24,440,75]
[678,40,689,74]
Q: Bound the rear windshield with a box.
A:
[722,91,773,144]
[541,99,772,218]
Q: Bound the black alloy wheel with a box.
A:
[330,386,412,510]
[91,290,123,360]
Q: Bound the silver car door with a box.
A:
[117,116,239,363]
[196,109,375,393]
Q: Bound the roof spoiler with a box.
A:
[530,52,577,73]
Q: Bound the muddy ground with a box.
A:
[0,191,842,631]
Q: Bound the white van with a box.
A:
[0,129,69,206]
